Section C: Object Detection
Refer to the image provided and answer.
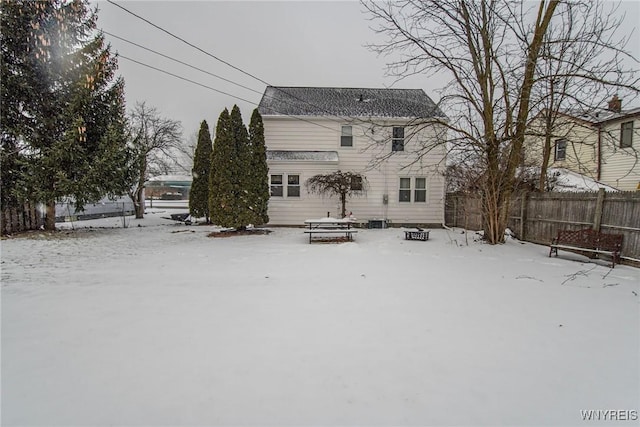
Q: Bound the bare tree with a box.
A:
[305,171,367,218]
[128,102,183,218]
[364,0,637,243]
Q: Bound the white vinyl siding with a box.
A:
[263,117,446,225]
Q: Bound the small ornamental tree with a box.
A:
[189,120,213,222]
[305,171,367,218]
[248,109,269,225]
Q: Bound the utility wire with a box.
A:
[105,0,359,124]
[117,54,258,105]
[103,29,340,122]
[116,54,342,134]
[106,0,270,87]
[103,30,263,96]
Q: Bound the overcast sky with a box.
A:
[95,0,640,143]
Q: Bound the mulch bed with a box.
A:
[207,229,272,238]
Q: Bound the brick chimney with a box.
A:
[607,95,622,113]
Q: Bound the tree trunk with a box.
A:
[130,188,145,219]
[44,200,56,230]
[539,134,552,192]
[340,193,347,218]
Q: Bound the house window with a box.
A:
[392,127,405,151]
[399,178,411,202]
[270,175,283,197]
[287,174,300,197]
[351,175,363,191]
[621,121,633,148]
[341,125,353,147]
[554,138,567,161]
[414,178,427,202]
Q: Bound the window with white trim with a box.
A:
[392,127,405,151]
[399,177,411,202]
[399,177,427,203]
[287,174,300,197]
[271,173,300,198]
[341,125,353,147]
[270,174,283,197]
[414,178,427,202]
[554,138,567,161]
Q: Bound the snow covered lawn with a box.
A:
[2,211,638,426]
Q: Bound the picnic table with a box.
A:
[303,217,358,243]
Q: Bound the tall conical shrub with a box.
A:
[189,120,213,222]
[248,109,270,225]
[209,108,236,227]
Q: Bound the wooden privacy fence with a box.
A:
[1,203,43,235]
[445,190,640,262]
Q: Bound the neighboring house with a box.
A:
[526,96,640,191]
[257,86,447,227]
[145,174,192,200]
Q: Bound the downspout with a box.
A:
[596,122,602,181]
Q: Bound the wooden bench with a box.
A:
[405,228,430,241]
[549,228,623,267]
[304,229,358,243]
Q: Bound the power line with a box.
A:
[104,0,359,124]
[102,29,338,122]
[116,54,342,134]
[103,30,263,97]
[106,0,270,87]
[117,55,258,105]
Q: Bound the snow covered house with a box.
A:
[526,96,640,192]
[257,86,447,227]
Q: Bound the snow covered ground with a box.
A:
[2,210,638,426]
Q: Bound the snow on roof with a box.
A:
[549,168,618,192]
[258,86,446,119]
[570,106,640,124]
[267,150,339,162]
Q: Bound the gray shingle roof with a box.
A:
[266,150,339,162]
[258,86,445,119]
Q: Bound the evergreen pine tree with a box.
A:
[1,0,131,229]
[248,109,270,225]
[209,108,235,227]
[228,105,252,228]
[189,120,212,222]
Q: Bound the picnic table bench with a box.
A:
[303,218,358,243]
[549,228,623,267]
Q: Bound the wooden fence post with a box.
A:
[520,192,528,241]
[593,188,605,232]
[453,195,458,227]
